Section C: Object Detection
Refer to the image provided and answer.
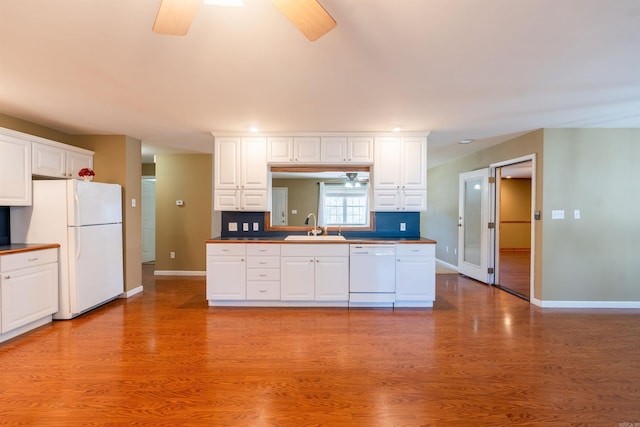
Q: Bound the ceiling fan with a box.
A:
[152,0,337,41]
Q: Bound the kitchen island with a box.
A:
[205,237,436,308]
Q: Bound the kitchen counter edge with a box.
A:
[0,244,61,256]
[206,237,436,244]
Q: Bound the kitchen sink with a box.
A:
[284,235,347,241]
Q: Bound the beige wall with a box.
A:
[0,113,73,144]
[541,129,640,302]
[425,130,544,299]
[272,178,320,226]
[500,178,532,250]
[155,153,212,272]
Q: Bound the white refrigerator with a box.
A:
[11,180,124,319]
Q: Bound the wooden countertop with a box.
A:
[206,237,436,244]
[0,243,60,256]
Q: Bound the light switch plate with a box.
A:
[551,210,565,219]
[228,222,238,232]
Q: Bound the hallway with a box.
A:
[0,270,638,425]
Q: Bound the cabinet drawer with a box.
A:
[0,248,58,272]
[206,244,245,256]
[395,244,435,257]
[247,269,280,281]
[246,281,280,300]
[246,244,280,256]
[246,256,280,269]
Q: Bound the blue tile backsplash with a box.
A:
[0,206,10,245]
[221,211,420,238]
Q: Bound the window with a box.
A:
[319,182,369,226]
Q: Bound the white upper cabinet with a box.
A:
[373,136,427,211]
[321,136,373,164]
[214,137,267,211]
[0,133,31,206]
[293,137,321,163]
[32,141,93,179]
[267,137,293,163]
[267,136,321,163]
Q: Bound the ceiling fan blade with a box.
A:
[153,0,202,36]
[271,0,336,41]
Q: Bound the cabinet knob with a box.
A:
[3,275,9,279]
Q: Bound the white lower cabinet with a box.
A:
[206,244,246,300]
[395,244,436,307]
[0,248,58,342]
[281,244,349,303]
[246,244,280,300]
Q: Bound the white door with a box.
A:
[458,169,491,283]
[142,178,156,263]
[272,188,288,226]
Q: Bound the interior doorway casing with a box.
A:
[489,154,536,301]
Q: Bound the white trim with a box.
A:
[538,300,640,309]
[154,270,205,276]
[208,300,349,307]
[436,259,459,272]
[119,286,143,298]
[211,131,430,138]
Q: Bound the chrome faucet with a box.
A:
[305,213,321,236]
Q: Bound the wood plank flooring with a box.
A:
[1,268,639,425]
[498,249,531,299]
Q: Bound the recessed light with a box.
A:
[459,138,474,144]
[391,125,404,132]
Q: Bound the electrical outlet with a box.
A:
[228,222,238,232]
[170,251,175,259]
[253,222,259,231]
[574,209,581,219]
[400,222,406,231]
[242,223,249,232]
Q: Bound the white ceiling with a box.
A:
[1,1,639,167]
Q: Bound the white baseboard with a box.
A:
[154,270,205,276]
[436,259,458,272]
[537,300,640,308]
[119,285,143,298]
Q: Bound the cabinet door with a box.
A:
[373,190,401,211]
[0,134,31,205]
[206,256,246,300]
[395,256,435,301]
[241,137,267,188]
[348,137,374,163]
[314,256,349,301]
[373,137,401,189]
[293,137,321,163]
[66,150,93,179]
[281,257,315,300]
[267,137,293,163]
[401,190,427,212]
[32,141,66,178]
[241,190,267,211]
[214,137,241,189]
[214,190,240,211]
[321,137,347,163]
[401,137,427,189]
[1,262,58,333]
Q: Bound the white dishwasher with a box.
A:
[349,244,396,306]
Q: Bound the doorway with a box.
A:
[142,178,156,263]
[491,156,535,301]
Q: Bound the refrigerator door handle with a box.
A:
[74,227,81,261]
[74,190,81,225]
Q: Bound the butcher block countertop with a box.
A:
[206,237,436,244]
[0,244,60,256]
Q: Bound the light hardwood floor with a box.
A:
[0,267,639,425]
